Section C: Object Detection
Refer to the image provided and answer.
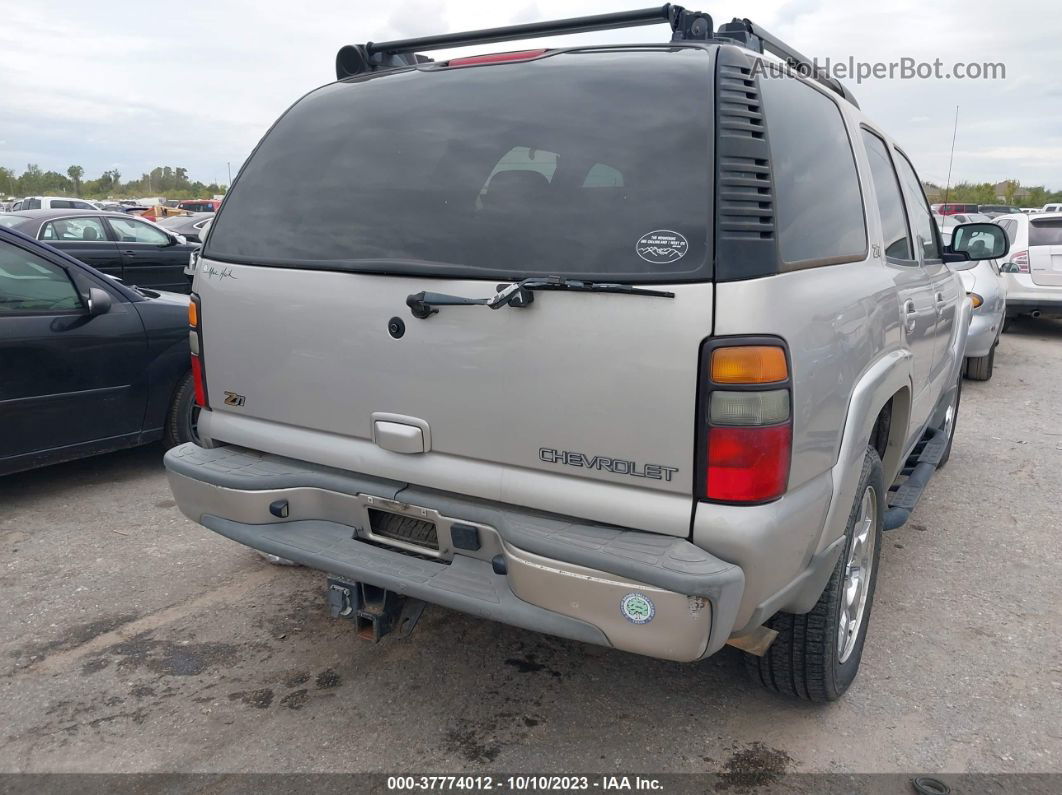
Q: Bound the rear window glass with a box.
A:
[1030,219,1062,246]
[206,49,713,282]
[758,70,866,266]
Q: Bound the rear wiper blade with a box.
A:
[406,276,674,319]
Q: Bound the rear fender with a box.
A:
[812,349,912,558]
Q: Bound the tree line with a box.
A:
[0,164,227,200]
[922,179,1062,207]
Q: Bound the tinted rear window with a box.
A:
[207,49,713,282]
[1030,219,1062,246]
[758,71,866,266]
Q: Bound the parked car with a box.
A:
[13,196,98,211]
[940,225,1007,380]
[938,212,992,230]
[177,199,222,213]
[978,204,1021,218]
[0,225,198,476]
[994,212,1062,323]
[932,202,980,216]
[0,209,199,293]
[156,213,214,244]
[164,9,1002,702]
[1042,203,1062,214]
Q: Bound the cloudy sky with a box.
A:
[1,0,1059,189]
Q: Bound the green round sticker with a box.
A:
[621,592,655,624]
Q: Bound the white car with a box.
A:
[994,213,1062,324]
[12,196,98,211]
[1042,203,1062,214]
[940,222,1007,380]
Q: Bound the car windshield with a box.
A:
[206,48,714,282]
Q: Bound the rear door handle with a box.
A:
[122,250,136,256]
[903,299,918,333]
[934,291,946,313]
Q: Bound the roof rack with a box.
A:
[715,18,859,107]
[334,4,858,108]
[336,4,711,78]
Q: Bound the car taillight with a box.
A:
[1011,250,1030,273]
[697,340,792,504]
[189,294,209,408]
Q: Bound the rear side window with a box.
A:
[1030,219,1062,246]
[759,71,866,266]
[207,49,713,282]
[860,130,912,260]
[893,152,940,261]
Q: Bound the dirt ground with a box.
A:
[1,318,1059,782]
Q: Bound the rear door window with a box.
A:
[206,49,714,282]
[40,217,108,242]
[860,130,913,261]
[1029,219,1062,246]
[895,151,940,261]
[759,70,866,266]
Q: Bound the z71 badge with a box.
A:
[539,448,678,481]
[223,391,246,407]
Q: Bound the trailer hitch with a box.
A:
[327,578,427,641]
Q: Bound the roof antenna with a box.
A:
[942,105,959,207]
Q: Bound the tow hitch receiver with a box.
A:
[326,578,427,642]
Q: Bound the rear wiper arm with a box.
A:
[406,276,674,319]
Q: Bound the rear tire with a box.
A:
[964,345,994,381]
[936,376,961,469]
[744,446,884,702]
[163,371,200,448]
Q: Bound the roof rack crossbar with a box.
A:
[366,5,678,56]
[716,17,859,107]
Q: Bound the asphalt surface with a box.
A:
[1,318,1060,781]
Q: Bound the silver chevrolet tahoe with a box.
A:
[166,6,1008,701]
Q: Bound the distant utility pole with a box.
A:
[943,105,959,206]
[227,162,232,186]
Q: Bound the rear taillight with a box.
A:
[189,294,209,408]
[697,340,792,504]
[1011,250,1030,273]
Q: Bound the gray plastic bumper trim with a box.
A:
[166,443,746,655]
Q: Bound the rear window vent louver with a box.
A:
[715,47,779,281]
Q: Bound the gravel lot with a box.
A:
[1,318,1060,781]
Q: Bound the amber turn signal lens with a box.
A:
[711,346,788,384]
[188,300,198,328]
[967,292,983,309]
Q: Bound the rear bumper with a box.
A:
[1002,275,1062,316]
[165,443,745,662]
[1005,297,1062,317]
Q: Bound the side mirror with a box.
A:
[87,287,112,316]
[943,222,1009,263]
